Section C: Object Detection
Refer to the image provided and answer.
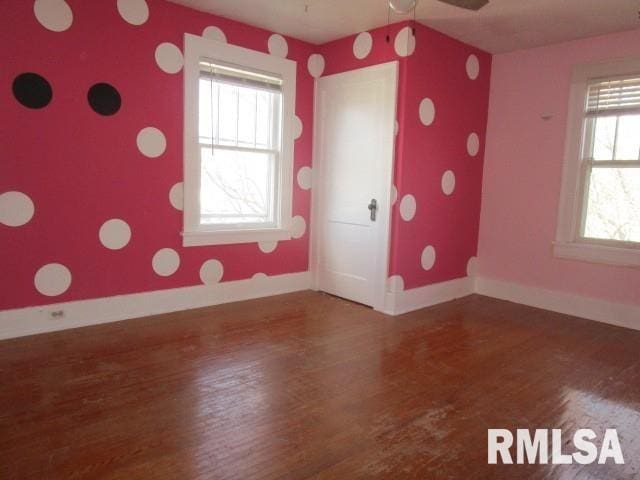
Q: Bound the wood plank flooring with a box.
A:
[1,292,639,479]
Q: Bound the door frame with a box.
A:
[309,61,398,312]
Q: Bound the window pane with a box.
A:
[199,77,281,150]
[199,147,275,225]
[237,87,257,147]
[255,90,272,149]
[591,116,616,161]
[615,114,640,160]
[198,79,218,143]
[217,83,239,146]
[583,167,640,242]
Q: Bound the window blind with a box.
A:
[199,59,282,92]
[586,73,640,117]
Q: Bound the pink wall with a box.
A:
[478,28,640,306]
[1,0,491,313]
[0,0,315,310]
[320,23,491,291]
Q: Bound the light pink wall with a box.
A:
[478,28,640,306]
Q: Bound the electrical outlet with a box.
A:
[50,310,65,320]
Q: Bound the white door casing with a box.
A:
[311,61,398,310]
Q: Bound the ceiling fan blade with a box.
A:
[436,0,489,11]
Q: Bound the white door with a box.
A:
[312,62,398,309]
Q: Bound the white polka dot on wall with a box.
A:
[291,216,306,239]
[419,98,435,126]
[268,34,288,58]
[253,273,272,287]
[34,263,72,297]
[137,127,167,158]
[155,42,183,74]
[466,54,480,80]
[169,182,183,211]
[394,26,415,57]
[293,115,303,140]
[0,191,35,227]
[391,185,398,206]
[200,259,224,285]
[202,26,227,43]
[353,32,373,59]
[117,0,149,26]
[467,132,480,157]
[34,0,73,32]
[307,54,325,79]
[387,275,405,293]
[466,256,478,277]
[259,241,278,253]
[399,194,416,221]
[421,245,436,271]
[152,248,180,277]
[99,219,131,250]
[441,170,456,196]
[297,166,312,190]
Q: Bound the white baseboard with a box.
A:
[476,276,640,331]
[2,272,638,340]
[0,272,311,340]
[383,276,475,315]
[385,275,640,332]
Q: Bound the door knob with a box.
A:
[368,198,378,221]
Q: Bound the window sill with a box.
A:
[553,240,640,268]
[182,228,292,247]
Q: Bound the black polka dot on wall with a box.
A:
[87,83,121,116]
[12,73,53,109]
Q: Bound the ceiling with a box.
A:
[169,0,640,54]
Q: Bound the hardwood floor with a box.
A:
[1,292,639,479]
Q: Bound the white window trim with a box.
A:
[182,33,296,247]
[554,56,640,267]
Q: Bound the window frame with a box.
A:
[555,56,640,267]
[182,33,296,247]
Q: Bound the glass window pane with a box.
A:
[198,79,217,143]
[615,114,640,161]
[237,86,257,147]
[583,167,640,242]
[217,83,238,146]
[200,147,275,225]
[591,116,616,161]
[198,75,281,151]
[255,91,272,149]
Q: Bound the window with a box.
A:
[182,34,296,246]
[582,77,640,242]
[555,58,640,266]
[198,62,282,227]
